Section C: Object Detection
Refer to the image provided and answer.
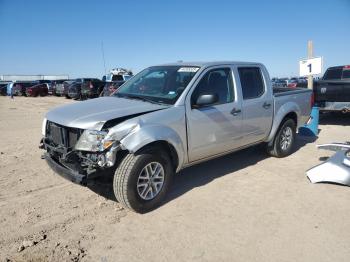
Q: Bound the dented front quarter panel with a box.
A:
[105,106,187,172]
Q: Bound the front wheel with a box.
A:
[113,150,173,213]
[267,119,296,158]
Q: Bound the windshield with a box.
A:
[114,66,200,104]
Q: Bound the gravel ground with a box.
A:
[0,96,350,262]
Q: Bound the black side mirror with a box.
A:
[195,93,219,107]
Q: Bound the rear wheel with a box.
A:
[113,149,173,213]
[267,118,296,158]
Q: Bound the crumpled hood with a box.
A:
[46,97,169,130]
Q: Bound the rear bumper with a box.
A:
[44,152,88,185]
[318,102,350,112]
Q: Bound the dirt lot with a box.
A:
[0,96,350,262]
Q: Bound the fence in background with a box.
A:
[0,75,69,81]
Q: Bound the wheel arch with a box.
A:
[266,103,300,145]
[119,125,185,172]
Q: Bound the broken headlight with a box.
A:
[75,130,113,152]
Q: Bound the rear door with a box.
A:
[237,66,273,145]
[186,66,243,162]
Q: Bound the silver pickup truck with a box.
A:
[40,61,312,213]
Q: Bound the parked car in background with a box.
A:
[101,81,125,96]
[287,78,307,88]
[67,81,82,99]
[100,68,133,96]
[67,78,98,99]
[51,80,68,96]
[40,61,312,213]
[12,81,36,96]
[314,65,350,113]
[105,68,133,82]
[272,79,287,88]
[55,80,75,97]
[0,81,10,95]
[80,78,105,99]
[25,82,49,97]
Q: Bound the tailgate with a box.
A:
[314,80,350,102]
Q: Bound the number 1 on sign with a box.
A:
[307,64,312,73]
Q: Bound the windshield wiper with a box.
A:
[115,93,165,105]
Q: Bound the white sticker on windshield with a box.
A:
[178,67,199,73]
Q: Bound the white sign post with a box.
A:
[299,57,322,77]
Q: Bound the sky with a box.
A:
[0,0,349,78]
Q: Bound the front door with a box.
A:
[186,67,243,162]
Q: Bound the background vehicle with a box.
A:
[25,82,49,96]
[12,81,36,96]
[287,78,307,88]
[101,81,125,96]
[51,80,68,96]
[80,78,105,99]
[104,68,133,82]
[55,80,75,97]
[272,79,287,88]
[314,65,350,113]
[101,68,133,96]
[0,81,11,95]
[40,62,312,213]
[67,81,82,99]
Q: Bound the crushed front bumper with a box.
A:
[44,152,88,185]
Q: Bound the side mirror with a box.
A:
[194,93,219,107]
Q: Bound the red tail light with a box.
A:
[344,65,350,69]
[288,83,297,88]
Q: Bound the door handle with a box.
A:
[230,108,241,116]
[263,102,271,109]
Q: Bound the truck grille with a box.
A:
[46,121,83,149]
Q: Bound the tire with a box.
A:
[267,118,296,158]
[65,94,71,99]
[113,149,173,213]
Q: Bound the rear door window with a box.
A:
[342,69,350,79]
[238,67,265,100]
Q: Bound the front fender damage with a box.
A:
[105,119,185,172]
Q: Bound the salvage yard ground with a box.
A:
[0,96,350,262]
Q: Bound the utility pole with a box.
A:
[307,40,313,89]
[101,41,107,75]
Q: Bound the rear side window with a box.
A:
[238,67,264,100]
[342,69,350,79]
[323,68,342,80]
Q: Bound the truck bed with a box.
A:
[273,87,312,128]
[273,87,311,97]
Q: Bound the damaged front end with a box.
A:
[40,119,121,185]
[306,143,350,186]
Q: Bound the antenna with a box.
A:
[101,41,107,74]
